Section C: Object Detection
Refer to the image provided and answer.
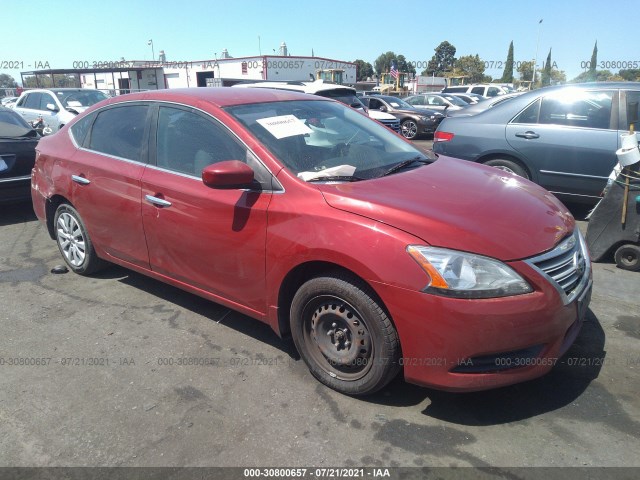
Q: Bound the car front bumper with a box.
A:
[372,263,592,392]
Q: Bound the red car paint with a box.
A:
[31,88,592,392]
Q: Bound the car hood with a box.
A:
[317,156,574,261]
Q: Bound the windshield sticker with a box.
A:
[257,114,313,139]
[66,101,83,107]
[390,102,401,107]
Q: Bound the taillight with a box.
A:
[434,131,454,142]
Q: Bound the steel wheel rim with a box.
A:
[401,121,417,139]
[56,212,86,267]
[301,295,374,381]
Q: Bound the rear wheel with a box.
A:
[614,244,640,271]
[290,274,400,395]
[483,158,529,179]
[54,204,105,275]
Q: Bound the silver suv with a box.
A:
[13,88,108,133]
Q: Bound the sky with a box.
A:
[1,0,636,86]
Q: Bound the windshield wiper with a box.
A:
[307,175,363,183]
[382,156,431,177]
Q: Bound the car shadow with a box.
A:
[364,309,609,425]
[0,201,37,226]
[94,264,300,360]
[89,265,607,425]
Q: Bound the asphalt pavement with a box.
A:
[0,195,639,470]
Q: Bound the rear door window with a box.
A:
[88,105,149,162]
[539,90,614,129]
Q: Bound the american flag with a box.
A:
[390,61,398,79]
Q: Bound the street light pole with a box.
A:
[532,19,542,85]
[148,39,155,61]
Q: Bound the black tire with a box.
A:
[401,119,418,140]
[290,274,400,395]
[614,244,640,272]
[483,158,529,180]
[53,204,105,275]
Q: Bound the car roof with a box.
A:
[98,87,327,108]
[233,80,355,95]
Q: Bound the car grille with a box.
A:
[379,118,400,132]
[525,229,591,305]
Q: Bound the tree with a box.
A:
[570,69,615,83]
[422,41,456,76]
[396,55,416,75]
[517,60,535,82]
[550,68,567,84]
[450,55,488,84]
[541,49,552,87]
[373,51,415,78]
[353,59,374,81]
[619,69,640,81]
[374,51,395,76]
[500,41,514,83]
[0,74,18,89]
[588,41,598,81]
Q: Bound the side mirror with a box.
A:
[202,160,255,189]
[378,106,387,112]
[46,103,59,112]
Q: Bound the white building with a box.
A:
[21,49,357,93]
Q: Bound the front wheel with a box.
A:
[54,204,105,275]
[483,158,529,180]
[614,244,640,271]
[401,119,418,140]
[290,274,400,395]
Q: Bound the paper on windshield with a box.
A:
[297,165,356,181]
[257,114,313,139]
[66,101,83,107]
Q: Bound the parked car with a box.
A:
[13,88,109,133]
[433,82,640,204]
[32,88,592,396]
[1,96,19,108]
[404,93,468,113]
[443,84,508,98]
[0,106,39,203]
[233,80,401,133]
[445,92,522,117]
[447,93,485,104]
[360,95,444,139]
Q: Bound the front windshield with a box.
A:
[55,90,109,108]
[315,89,363,109]
[381,97,413,109]
[443,95,468,106]
[226,100,431,181]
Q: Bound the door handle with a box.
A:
[145,194,172,208]
[71,175,90,185]
[515,131,540,139]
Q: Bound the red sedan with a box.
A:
[31,88,592,395]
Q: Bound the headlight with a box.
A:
[407,246,533,299]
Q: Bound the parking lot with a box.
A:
[1,195,639,469]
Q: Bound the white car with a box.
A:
[233,80,401,133]
[12,88,108,133]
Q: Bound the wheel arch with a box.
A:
[276,261,391,340]
[476,153,534,181]
[45,194,73,239]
